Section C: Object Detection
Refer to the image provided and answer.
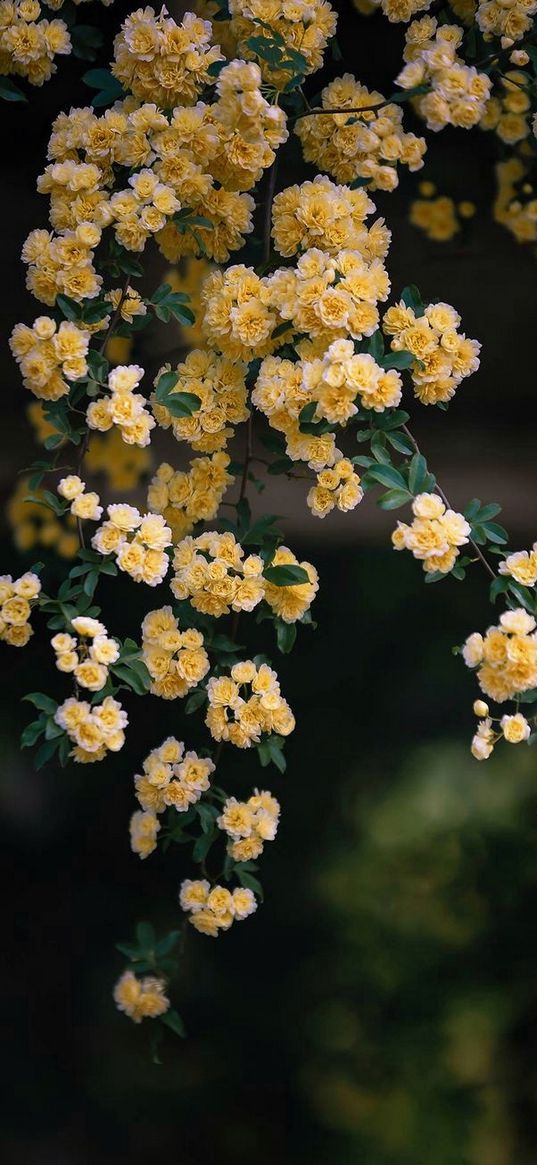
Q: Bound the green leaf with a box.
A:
[35,737,60,770]
[370,431,390,464]
[56,294,82,321]
[236,868,263,899]
[71,24,103,62]
[265,734,286,774]
[110,662,149,697]
[154,371,178,399]
[156,930,180,957]
[136,921,155,951]
[276,619,297,654]
[162,1010,186,1038]
[367,465,407,491]
[21,717,46,749]
[424,570,447,585]
[162,392,201,419]
[507,581,535,613]
[298,401,318,426]
[387,431,414,455]
[263,564,310,587]
[367,331,384,362]
[86,350,109,383]
[377,488,412,510]
[0,76,27,103]
[408,453,427,495]
[381,350,415,370]
[185,688,208,715]
[210,634,243,653]
[400,284,424,316]
[23,692,58,715]
[192,830,216,862]
[481,521,508,545]
[489,576,509,603]
[82,68,124,107]
[267,458,293,476]
[517,687,537,704]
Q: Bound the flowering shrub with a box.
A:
[0,0,112,101]
[7,0,537,1051]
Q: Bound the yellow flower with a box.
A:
[501,713,531,743]
[263,546,319,624]
[114,970,169,1022]
[129,809,160,859]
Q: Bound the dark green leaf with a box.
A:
[367,465,407,490]
[276,619,297,654]
[23,692,57,715]
[377,488,412,510]
[162,1010,186,1038]
[408,453,427,494]
[263,564,310,587]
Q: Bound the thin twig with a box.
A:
[75,274,131,548]
[402,423,497,582]
[290,92,427,123]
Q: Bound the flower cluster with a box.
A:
[113,970,169,1023]
[410,184,475,242]
[494,158,537,246]
[307,458,364,519]
[0,0,71,89]
[463,609,537,704]
[383,299,481,405]
[217,790,280,862]
[253,354,338,470]
[201,265,278,362]
[141,606,210,700]
[0,572,41,647]
[227,0,337,85]
[170,532,265,618]
[269,247,391,346]
[111,7,223,108]
[87,364,155,448]
[295,75,426,191]
[397,18,492,132]
[208,60,288,192]
[134,736,215,820]
[51,615,119,691]
[147,454,234,543]
[476,0,537,42]
[480,71,532,146]
[152,349,249,451]
[205,661,295,749]
[92,505,172,586]
[271,175,387,258]
[179,878,257,936]
[470,705,531,761]
[263,547,319,624]
[54,694,128,763]
[9,315,90,400]
[367,0,433,20]
[58,474,102,522]
[499,543,537,587]
[392,493,471,574]
[22,220,103,307]
[85,428,151,492]
[304,338,403,422]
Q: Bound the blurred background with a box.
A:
[2,1,537,1162]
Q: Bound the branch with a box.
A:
[402,424,497,582]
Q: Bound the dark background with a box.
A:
[1,2,537,1162]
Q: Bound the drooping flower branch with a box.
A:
[5,1,537,1050]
